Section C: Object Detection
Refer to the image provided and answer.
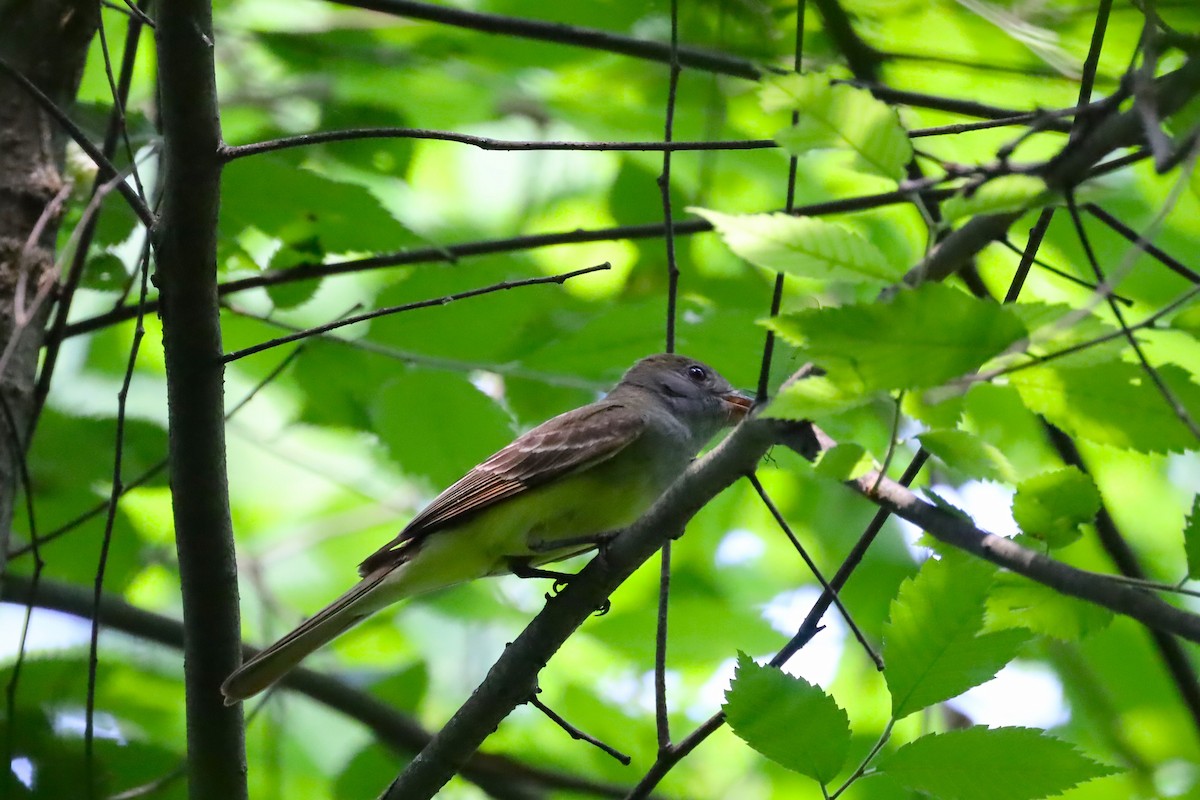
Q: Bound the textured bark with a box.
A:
[155,2,248,797]
[0,0,97,563]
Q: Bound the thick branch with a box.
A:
[777,425,1200,643]
[154,2,245,798]
[385,407,1200,798]
[385,416,779,799]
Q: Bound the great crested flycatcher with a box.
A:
[221,353,752,703]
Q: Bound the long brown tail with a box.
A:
[221,567,393,704]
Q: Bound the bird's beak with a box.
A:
[721,390,754,422]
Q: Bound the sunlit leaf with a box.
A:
[942,175,1052,224]
[878,727,1119,800]
[1011,361,1200,454]
[762,73,913,181]
[1186,495,1200,581]
[692,209,897,283]
[724,653,851,784]
[1011,467,1101,548]
[986,572,1113,641]
[883,554,1028,718]
[918,429,1017,483]
[766,284,1027,391]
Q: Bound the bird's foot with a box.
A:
[508,558,578,598]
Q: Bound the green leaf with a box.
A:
[883,554,1028,718]
[762,73,912,181]
[942,175,1052,224]
[917,429,1016,483]
[1186,496,1200,581]
[762,371,873,420]
[878,727,1119,800]
[814,442,875,481]
[986,572,1113,641]
[724,653,851,784]
[335,744,408,800]
[370,369,513,487]
[766,284,1027,391]
[80,251,129,292]
[692,209,897,283]
[1012,467,1101,548]
[1011,361,1200,454]
[221,156,417,253]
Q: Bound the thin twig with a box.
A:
[528,693,632,766]
[223,129,776,159]
[627,452,931,800]
[757,0,806,403]
[1065,193,1200,442]
[84,241,151,797]
[829,717,894,799]
[747,473,882,670]
[7,344,308,562]
[1085,203,1200,284]
[654,540,672,750]
[63,185,967,338]
[221,263,610,363]
[30,0,153,440]
[660,0,681,354]
[1003,208,1055,304]
[0,394,42,783]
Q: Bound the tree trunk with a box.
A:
[0,0,97,565]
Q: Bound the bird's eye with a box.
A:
[687,365,707,383]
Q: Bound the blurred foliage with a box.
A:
[6,0,1200,798]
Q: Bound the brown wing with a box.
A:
[357,401,644,576]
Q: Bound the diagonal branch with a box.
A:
[379,404,1200,799]
[905,56,1200,286]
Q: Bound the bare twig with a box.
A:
[528,693,632,765]
[223,129,776,159]
[747,473,882,669]
[85,241,151,798]
[1065,193,1200,442]
[221,263,610,363]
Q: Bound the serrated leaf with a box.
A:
[918,429,1016,482]
[724,653,851,784]
[1012,467,1100,548]
[762,73,912,181]
[762,370,873,420]
[692,209,896,282]
[1011,361,1200,454]
[878,727,1119,800]
[942,175,1052,224]
[986,572,1113,640]
[766,284,1027,391]
[1185,495,1200,580]
[883,555,1028,718]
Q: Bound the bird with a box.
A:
[221,353,752,703]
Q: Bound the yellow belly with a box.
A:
[379,455,665,600]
